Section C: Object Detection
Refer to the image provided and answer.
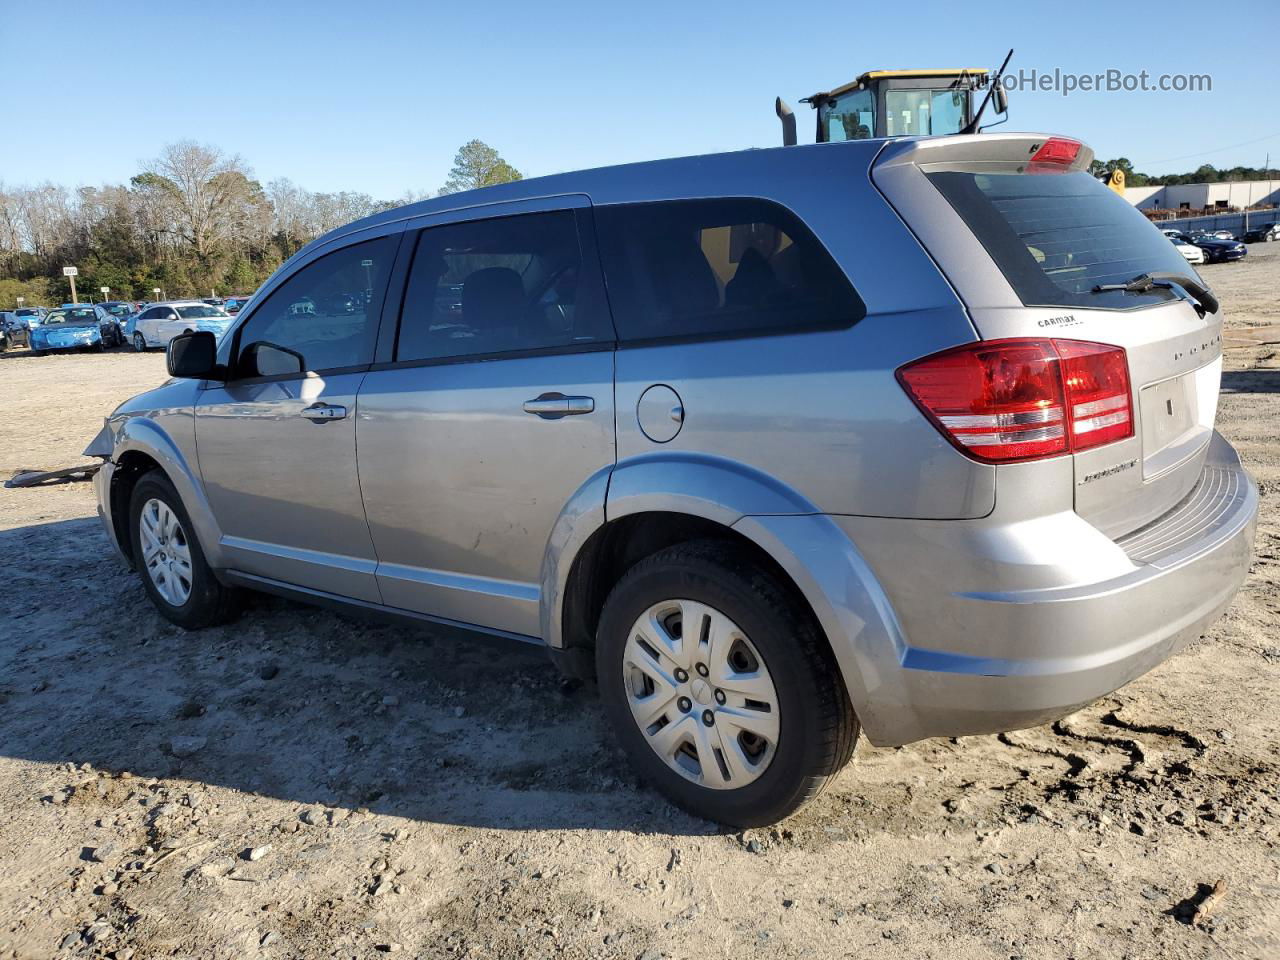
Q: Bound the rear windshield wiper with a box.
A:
[1092,271,1219,316]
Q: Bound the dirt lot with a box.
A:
[2,248,1278,960]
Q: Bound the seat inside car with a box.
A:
[462,266,524,351]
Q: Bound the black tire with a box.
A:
[596,540,858,827]
[128,470,240,629]
[133,333,147,352]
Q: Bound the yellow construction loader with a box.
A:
[775,51,1012,145]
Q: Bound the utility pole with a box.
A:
[1267,153,1273,231]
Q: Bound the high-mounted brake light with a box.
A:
[1028,137,1082,167]
[897,338,1133,464]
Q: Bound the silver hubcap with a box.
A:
[139,498,193,606]
[622,600,779,790]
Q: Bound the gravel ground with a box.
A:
[1,247,1278,960]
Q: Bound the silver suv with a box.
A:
[90,133,1257,826]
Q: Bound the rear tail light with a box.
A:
[897,338,1133,463]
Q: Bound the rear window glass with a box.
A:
[926,169,1194,310]
[595,198,864,343]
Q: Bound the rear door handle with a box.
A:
[301,402,348,422]
[523,393,595,419]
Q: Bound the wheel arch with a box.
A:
[110,418,226,569]
[541,453,906,740]
[541,453,820,657]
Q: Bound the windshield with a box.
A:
[44,307,98,325]
[820,87,874,142]
[885,89,969,136]
[103,303,133,317]
[15,308,38,317]
[176,305,229,319]
[926,168,1195,310]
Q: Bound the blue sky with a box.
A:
[3,0,1277,197]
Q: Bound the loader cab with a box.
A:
[806,69,992,142]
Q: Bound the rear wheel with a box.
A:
[128,470,240,629]
[133,333,147,352]
[596,540,858,826]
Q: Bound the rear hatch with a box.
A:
[873,133,1221,539]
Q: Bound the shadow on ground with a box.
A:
[1221,368,1280,394]
[0,517,716,836]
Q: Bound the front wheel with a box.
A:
[128,470,240,629]
[133,333,147,352]
[596,541,859,827]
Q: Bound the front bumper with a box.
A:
[830,430,1257,745]
[33,329,102,350]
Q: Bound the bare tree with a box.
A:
[140,141,256,260]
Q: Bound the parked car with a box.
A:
[1169,236,1205,265]
[129,301,234,351]
[14,306,48,329]
[222,296,253,315]
[1242,222,1280,243]
[89,133,1257,826]
[1190,234,1248,264]
[99,301,137,322]
[1201,230,1237,241]
[29,305,120,354]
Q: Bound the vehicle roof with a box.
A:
[309,138,895,253]
[150,300,215,307]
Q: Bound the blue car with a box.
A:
[29,305,117,355]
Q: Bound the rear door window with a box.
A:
[595,197,864,343]
[395,209,612,363]
[926,169,1195,309]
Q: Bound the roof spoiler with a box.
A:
[776,97,797,147]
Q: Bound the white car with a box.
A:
[1169,237,1205,265]
[130,301,233,352]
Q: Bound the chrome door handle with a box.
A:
[523,393,595,419]
[300,402,348,422]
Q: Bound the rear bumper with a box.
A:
[828,430,1257,745]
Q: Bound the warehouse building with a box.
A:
[1126,180,1279,211]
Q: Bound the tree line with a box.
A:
[0,139,522,307]
[1088,158,1280,188]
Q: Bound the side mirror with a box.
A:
[242,341,305,378]
[167,331,221,380]
[993,84,1008,114]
